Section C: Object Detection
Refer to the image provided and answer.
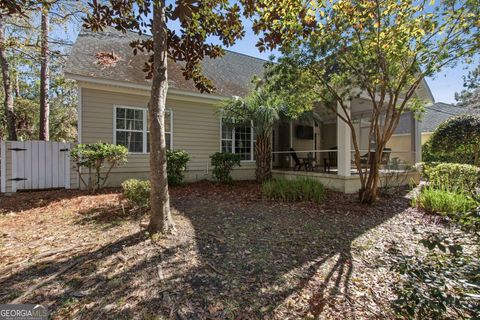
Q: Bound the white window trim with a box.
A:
[220,116,256,162]
[113,105,173,154]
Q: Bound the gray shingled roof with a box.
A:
[65,28,266,97]
[395,102,480,134]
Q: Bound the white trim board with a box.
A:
[67,73,227,102]
[77,87,82,144]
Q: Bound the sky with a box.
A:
[215,19,476,105]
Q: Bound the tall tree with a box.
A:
[248,0,480,203]
[84,0,247,233]
[0,14,16,140]
[455,64,480,109]
[39,3,49,140]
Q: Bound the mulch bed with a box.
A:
[0,181,470,319]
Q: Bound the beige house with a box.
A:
[65,28,434,193]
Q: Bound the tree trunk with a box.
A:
[147,0,174,234]
[255,133,272,182]
[358,146,383,204]
[0,14,17,141]
[39,7,50,141]
[13,71,19,97]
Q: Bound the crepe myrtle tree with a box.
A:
[247,0,480,203]
[83,0,249,234]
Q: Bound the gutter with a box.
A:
[64,72,228,101]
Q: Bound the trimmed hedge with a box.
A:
[262,177,326,203]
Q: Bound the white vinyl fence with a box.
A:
[0,140,76,193]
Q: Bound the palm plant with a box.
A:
[221,80,282,182]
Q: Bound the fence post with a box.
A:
[65,142,71,189]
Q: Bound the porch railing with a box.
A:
[271,149,416,174]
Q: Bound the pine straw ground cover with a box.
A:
[0,181,475,319]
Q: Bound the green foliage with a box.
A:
[455,64,480,109]
[429,115,480,166]
[249,0,479,203]
[415,162,440,180]
[421,140,455,164]
[71,143,128,192]
[220,76,290,182]
[166,150,190,186]
[414,188,477,217]
[84,0,247,93]
[428,163,479,193]
[262,177,326,203]
[13,97,39,140]
[391,233,479,319]
[121,179,150,207]
[210,152,241,183]
[220,80,281,138]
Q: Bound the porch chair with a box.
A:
[323,146,337,173]
[290,148,308,171]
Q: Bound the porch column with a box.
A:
[411,113,422,163]
[337,101,351,176]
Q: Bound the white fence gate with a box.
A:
[1,141,71,193]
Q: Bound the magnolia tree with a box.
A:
[248,0,480,203]
[83,0,249,233]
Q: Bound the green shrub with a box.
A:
[429,114,480,166]
[421,139,456,163]
[167,150,190,185]
[414,188,477,217]
[121,179,151,207]
[71,142,128,192]
[262,177,326,203]
[391,233,479,319]
[428,163,479,193]
[210,152,241,183]
[414,161,441,180]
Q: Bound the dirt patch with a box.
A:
[0,181,471,319]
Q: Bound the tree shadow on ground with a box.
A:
[0,185,411,319]
[74,202,145,230]
[0,188,120,214]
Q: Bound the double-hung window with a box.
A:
[221,117,256,161]
[114,106,172,153]
[147,110,172,152]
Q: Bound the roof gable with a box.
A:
[65,28,266,97]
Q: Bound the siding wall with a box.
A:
[80,86,255,186]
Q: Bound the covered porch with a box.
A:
[271,97,422,193]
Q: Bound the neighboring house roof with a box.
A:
[395,102,480,134]
[65,28,266,97]
[421,102,480,133]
